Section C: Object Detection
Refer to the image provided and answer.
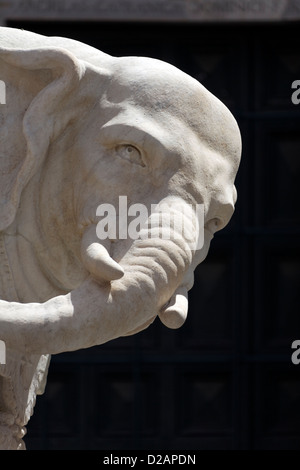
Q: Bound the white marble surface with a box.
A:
[0,27,241,449]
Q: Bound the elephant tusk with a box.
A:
[159,286,188,329]
[84,243,125,282]
[81,225,124,283]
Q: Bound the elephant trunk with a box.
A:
[0,198,202,355]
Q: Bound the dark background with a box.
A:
[6,19,300,450]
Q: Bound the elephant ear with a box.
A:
[0,44,85,231]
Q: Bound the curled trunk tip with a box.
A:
[159,286,188,329]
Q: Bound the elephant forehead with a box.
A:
[106,56,241,171]
[99,103,196,152]
[108,56,209,118]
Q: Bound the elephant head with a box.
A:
[0,27,241,449]
[0,27,241,355]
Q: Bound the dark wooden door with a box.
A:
[7,20,300,450]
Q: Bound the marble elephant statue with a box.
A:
[0,27,241,449]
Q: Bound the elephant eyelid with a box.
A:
[114,144,146,167]
[99,124,168,170]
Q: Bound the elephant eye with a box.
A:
[116,144,145,167]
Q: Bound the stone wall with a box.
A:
[1,0,300,25]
